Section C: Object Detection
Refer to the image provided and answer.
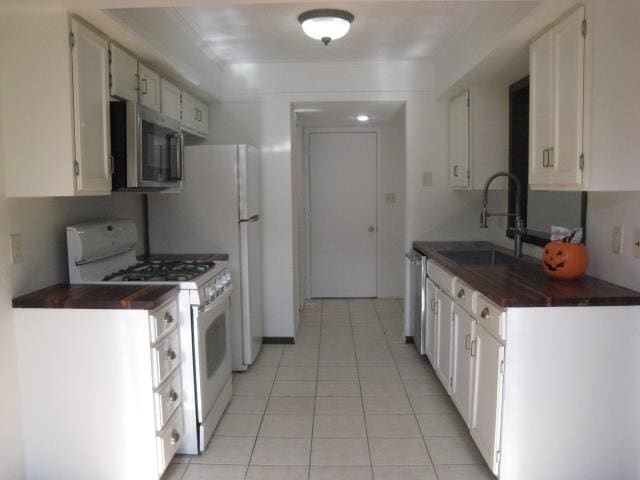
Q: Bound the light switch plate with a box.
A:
[422,171,432,187]
[10,233,23,264]
[633,229,640,258]
[385,193,396,204]
[612,225,623,255]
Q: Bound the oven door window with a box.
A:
[140,120,179,183]
[205,312,227,379]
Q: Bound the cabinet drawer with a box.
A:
[152,330,180,388]
[154,368,182,431]
[156,407,183,475]
[149,300,178,344]
[427,260,456,297]
[453,278,476,315]
[476,295,506,342]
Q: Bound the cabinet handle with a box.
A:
[134,73,139,91]
[164,312,174,325]
[453,165,459,177]
[166,348,177,361]
[465,334,471,350]
[109,155,114,175]
[141,78,148,95]
[431,298,437,314]
[170,430,181,445]
[457,289,465,299]
[480,307,491,320]
[470,339,477,357]
[168,389,179,403]
[546,147,554,167]
[542,148,548,167]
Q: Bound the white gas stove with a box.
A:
[66,219,232,454]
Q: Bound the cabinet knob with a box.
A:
[465,334,471,350]
[166,349,177,361]
[480,307,491,320]
[457,289,465,299]
[170,430,181,445]
[168,389,179,403]
[470,339,478,357]
[164,312,174,325]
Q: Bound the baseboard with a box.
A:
[263,337,295,344]
[405,336,414,344]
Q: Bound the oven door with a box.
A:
[137,104,183,188]
[192,287,232,437]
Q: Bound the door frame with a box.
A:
[304,127,383,299]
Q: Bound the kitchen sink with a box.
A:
[439,249,521,266]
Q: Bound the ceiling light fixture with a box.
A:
[298,9,355,46]
[357,114,370,122]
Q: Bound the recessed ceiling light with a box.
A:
[357,114,370,122]
[298,9,355,46]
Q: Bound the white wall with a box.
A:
[380,114,406,297]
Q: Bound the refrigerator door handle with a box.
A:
[239,214,260,223]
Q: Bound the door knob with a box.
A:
[368,226,375,233]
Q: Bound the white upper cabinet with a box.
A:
[109,43,138,102]
[160,78,181,122]
[449,86,509,190]
[0,13,111,197]
[138,63,161,111]
[529,6,585,189]
[71,19,112,195]
[181,91,209,138]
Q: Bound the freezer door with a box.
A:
[237,145,261,220]
[239,217,263,364]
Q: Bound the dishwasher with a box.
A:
[405,249,427,355]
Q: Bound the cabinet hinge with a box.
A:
[108,49,112,65]
[449,377,453,388]
[466,169,470,181]
[579,154,585,170]
[499,360,505,374]
[466,95,470,108]
[69,32,75,48]
[496,449,502,464]
[109,73,113,89]
[73,160,80,176]
[581,19,587,37]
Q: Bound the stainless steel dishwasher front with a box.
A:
[405,250,427,355]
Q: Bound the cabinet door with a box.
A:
[529,31,553,186]
[550,6,584,186]
[160,78,181,122]
[434,288,453,391]
[181,92,197,132]
[425,279,437,364]
[449,91,470,188]
[193,97,209,136]
[109,43,138,102]
[470,325,505,475]
[70,19,111,195]
[138,64,161,111]
[451,305,476,426]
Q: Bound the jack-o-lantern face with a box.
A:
[542,242,588,279]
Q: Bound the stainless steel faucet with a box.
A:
[480,171,525,258]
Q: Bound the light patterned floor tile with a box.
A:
[215,414,262,437]
[251,437,312,466]
[192,436,255,465]
[311,437,371,466]
[310,466,373,480]
[259,414,313,437]
[181,464,247,480]
[365,414,421,437]
[245,466,309,480]
[313,415,366,437]
[369,437,431,466]
[373,465,437,480]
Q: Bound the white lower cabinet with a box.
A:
[425,278,438,364]
[451,304,476,426]
[434,287,454,391]
[14,296,182,480]
[470,323,505,475]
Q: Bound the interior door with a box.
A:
[309,131,377,298]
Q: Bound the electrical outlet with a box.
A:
[633,229,640,258]
[385,193,396,204]
[611,225,623,255]
[10,233,23,264]
[422,171,432,187]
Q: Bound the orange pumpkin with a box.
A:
[542,242,589,279]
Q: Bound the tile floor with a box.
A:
[162,298,496,480]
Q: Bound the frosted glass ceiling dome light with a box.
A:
[298,9,355,46]
[357,114,370,122]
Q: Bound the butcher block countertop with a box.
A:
[12,284,178,310]
[413,241,640,308]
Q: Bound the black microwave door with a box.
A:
[140,120,172,183]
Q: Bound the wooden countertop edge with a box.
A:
[12,284,179,310]
[413,241,640,308]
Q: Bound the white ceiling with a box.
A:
[294,101,405,127]
[169,2,512,64]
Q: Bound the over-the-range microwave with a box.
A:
[110,101,184,191]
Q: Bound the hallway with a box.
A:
[163,298,494,480]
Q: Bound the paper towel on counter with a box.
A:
[550,226,583,243]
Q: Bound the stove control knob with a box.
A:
[205,285,214,297]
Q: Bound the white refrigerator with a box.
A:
[148,144,263,371]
